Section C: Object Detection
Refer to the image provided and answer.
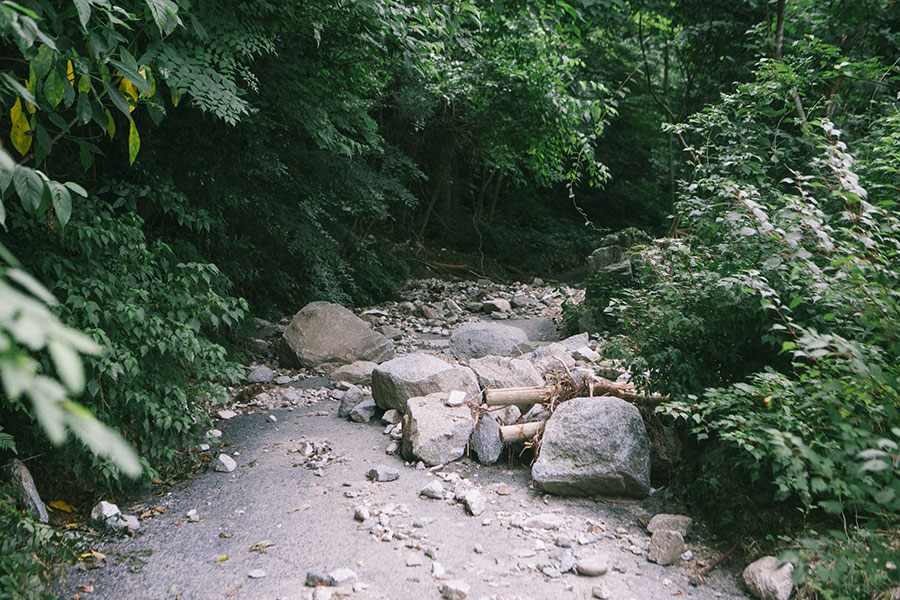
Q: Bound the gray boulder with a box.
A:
[525,343,576,376]
[371,354,480,413]
[470,413,503,464]
[647,514,692,537]
[349,396,376,423]
[247,365,275,383]
[338,386,371,419]
[278,302,394,369]
[330,361,378,386]
[5,459,48,523]
[647,529,684,566]
[742,556,794,600]
[402,393,475,466]
[469,356,544,390]
[532,397,651,498]
[448,322,529,361]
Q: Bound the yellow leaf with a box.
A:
[171,87,180,107]
[9,97,32,156]
[77,75,91,94]
[215,554,229,563]
[24,78,35,114]
[105,108,116,139]
[118,77,138,112]
[49,500,75,513]
[139,66,156,96]
[67,60,75,85]
[128,118,140,165]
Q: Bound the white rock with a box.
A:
[445,390,467,407]
[440,580,470,600]
[743,556,794,600]
[268,414,278,423]
[217,409,237,420]
[432,561,446,579]
[524,513,565,530]
[215,454,237,473]
[420,480,445,499]
[647,530,685,566]
[407,554,424,567]
[576,554,608,577]
[328,568,358,586]
[647,513,693,537]
[248,569,267,579]
[463,490,486,516]
[572,346,601,362]
[383,409,402,425]
[91,501,121,522]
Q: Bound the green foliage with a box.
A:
[4,192,247,489]
[597,27,900,596]
[0,487,77,600]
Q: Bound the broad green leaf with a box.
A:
[30,44,54,80]
[77,74,92,94]
[44,68,65,107]
[103,81,132,117]
[105,108,116,138]
[109,60,152,95]
[9,98,32,155]
[128,118,140,165]
[64,181,88,198]
[48,340,84,394]
[12,166,43,213]
[73,0,91,27]
[33,121,51,165]
[77,89,92,124]
[49,181,72,228]
[146,0,182,36]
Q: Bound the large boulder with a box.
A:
[525,343,576,376]
[448,322,530,361]
[278,302,394,369]
[470,413,503,464]
[742,556,794,600]
[532,397,651,498]
[469,356,544,390]
[371,354,480,413]
[402,393,475,466]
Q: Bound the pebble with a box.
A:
[215,454,237,473]
[328,568,357,586]
[312,588,333,600]
[432,561,446,579]
[463,490,486,516]
[367,465,399,482]
[248,569,267,579]
[446,390,466,407]
[473,544,484,554]
[199,443,210,452]
[682,550,694,561]
[268,414,277,423]
[420,480,445,499]
[186,509,200,522]
[524,513,564,530]
[591,583,610,599]
[577,554,609,577]
[440,580,470,600]
[217,409,237,420]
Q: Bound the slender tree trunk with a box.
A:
[487,172,503,225]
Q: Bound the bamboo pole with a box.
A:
[499,421,543,443]
[484,387,551,406]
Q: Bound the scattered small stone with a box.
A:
[208,428,223,438]
[440,580,470,600]
[217,409,237,420]
[328,568,357,586]
[275,375,292,385]
[354,506,370,521]
[495,483,509,495]
[312,588,334,600]
[432,561,446,579]
[445,390,467,407]
[647,529,685,566]
[268,414,278,423]
[248,569,267,579]
[215,454,237,473]
[647,514,693,537]
[591,583,610,599]
[463,490,486,516]
[199,443,210,452]
[524,513,564,530]
[383,409,402,425]
[682,550,693,562]
[366,465,399,482]
[424,547,437,559]
[186,509,200,523]
[577,555,609,577]
[473,544,484,554]
[540,564,562,578]
[420,480,445,499]
[385,441,399,455]
[91,500,120,522]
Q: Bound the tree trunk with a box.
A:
[484,387,552,406]
[499,421,543,443]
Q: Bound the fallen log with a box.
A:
[484,381,667,407]
[484,387,552,406]
[499,421,544,443]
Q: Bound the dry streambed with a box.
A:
[65,279,779,600]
